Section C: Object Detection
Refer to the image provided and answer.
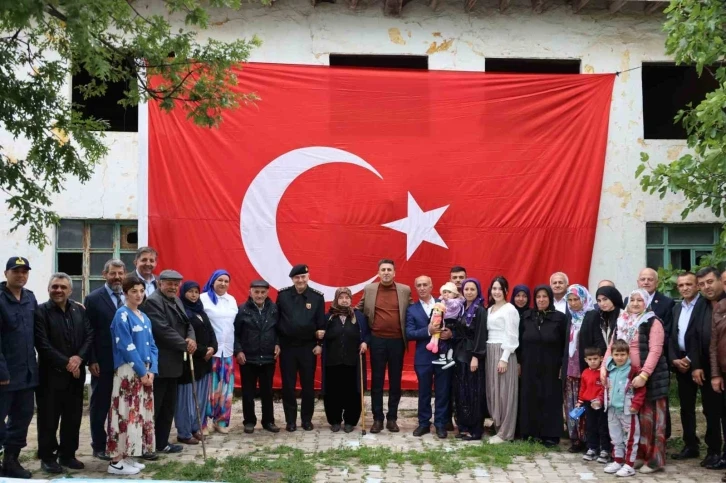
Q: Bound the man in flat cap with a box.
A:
[234,279,280,434]
[275,265,325,431]
[141,270,196,456]
[0,257,37,478]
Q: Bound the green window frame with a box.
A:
[646,223,721,272]
[56,220,139,299]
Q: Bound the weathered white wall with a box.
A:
[1,0,721,296]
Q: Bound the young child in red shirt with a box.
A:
[577,347,611,464]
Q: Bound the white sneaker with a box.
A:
[108,461,141,475]
[124,458,145,470]
[432,357,447,365]
[604,461,622,474]
[583,449,597,461]
[616,464,635,477]
[488,435,505,445]
[638,465,663,474]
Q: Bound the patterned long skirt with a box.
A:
[637,398,667,470]
[564,376,586,442]
[208,356,235,427]
[453,360,487,438]
[106,363,155,459]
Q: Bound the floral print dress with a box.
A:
[107,306,159,459]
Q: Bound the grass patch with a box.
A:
[147,440,555,482]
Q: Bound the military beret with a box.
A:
[159,269,183,281]
[250,279,270,289]
[289,264,309,278]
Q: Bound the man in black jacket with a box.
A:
[34,273,93,473]
[0,257,37,479]
[141,269,196,455]
[84,258,126,461]
[276,264,325,432]
[234,279,280,434]
[669,272,709,462]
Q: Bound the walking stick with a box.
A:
[185,352,207,460]
[359,352,366,435]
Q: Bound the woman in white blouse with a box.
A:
[485,276,520,444]
[201,269,239,433]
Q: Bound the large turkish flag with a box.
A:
[148,63,614,390]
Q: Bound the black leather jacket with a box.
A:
[234,298,279,365]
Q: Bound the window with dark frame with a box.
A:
[56,220,139,299]
[72,66,139,132]
[642,63,720,140]
[329,54,429,70]
[485,58,581,74]
[645,223,722,273]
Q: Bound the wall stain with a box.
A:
[463,41,485,57]
[619,49,631,81]
[211,18,230,26]
[605,182,632,209]
[426,38,454,55]
[388,28,406,45]
[433,32,442,37]
[637,138,648,147]
[667,145,684,161]
[632,201,645,220]
[584,64,595,74]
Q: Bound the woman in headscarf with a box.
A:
[510,284,531,318]
[579,286,623,372]
[175,281,218,444]
[452,278,488,440]
[602,289,668,474]
[562,284,596,452]
[321,287,370,433]
[201,269,238,433]
[517,285,567,447]
[485,276,520,444]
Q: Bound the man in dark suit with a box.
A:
[669,272,708,462]
[141,269,196,455]
[405,276,452,439]
[84,259,126,461]
[694,267,726,469]
[34,273,93,473]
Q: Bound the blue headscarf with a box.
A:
[181,281,204,319]
[461,277,483,327]
[202,269,231,305]
[510,284,531,316]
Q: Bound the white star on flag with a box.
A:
[382,192,450,260]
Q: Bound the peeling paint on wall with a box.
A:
[619,49,631,81]
[426,38,453,55]
[388,27,406,45]
[667,145,684,161]
[605,182,632,209]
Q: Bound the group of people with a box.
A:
[2,249,726,480]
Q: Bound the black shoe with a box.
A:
[672,446,699,460]
[302,421,314,431]
[541,439,559,448]
[706,457,726,470]
[286,423,297,432]
[461,434,482,441]
[263,423,280,433]
[386,420,400,432]
[331,424,341,432]
[343,424,354,433]
[568,440,586,453]
[141,452,158,461]
[435,427,448,439]
[702,453,721,467]
[244,423,255,434]
[159,444,183,454]
[41,459,63,474]
[3,457,31,479]
[59,458,84,470]
[413,425,431,437]
[370,420,383,434]
[93,450,111,461]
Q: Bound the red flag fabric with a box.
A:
[148,63,614,390]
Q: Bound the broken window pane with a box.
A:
[57,252,83,276]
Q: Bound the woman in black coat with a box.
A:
[176,281,218,444]
[578,286,623,371]
[517,285,567,447]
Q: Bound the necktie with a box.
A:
[113,292,123,309]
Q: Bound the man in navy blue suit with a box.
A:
[405,276,453,439]
[84,259,127,461]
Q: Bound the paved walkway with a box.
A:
[15,396,725,482]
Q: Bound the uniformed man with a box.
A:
[0,257,38,479]
[275,264,325,432]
